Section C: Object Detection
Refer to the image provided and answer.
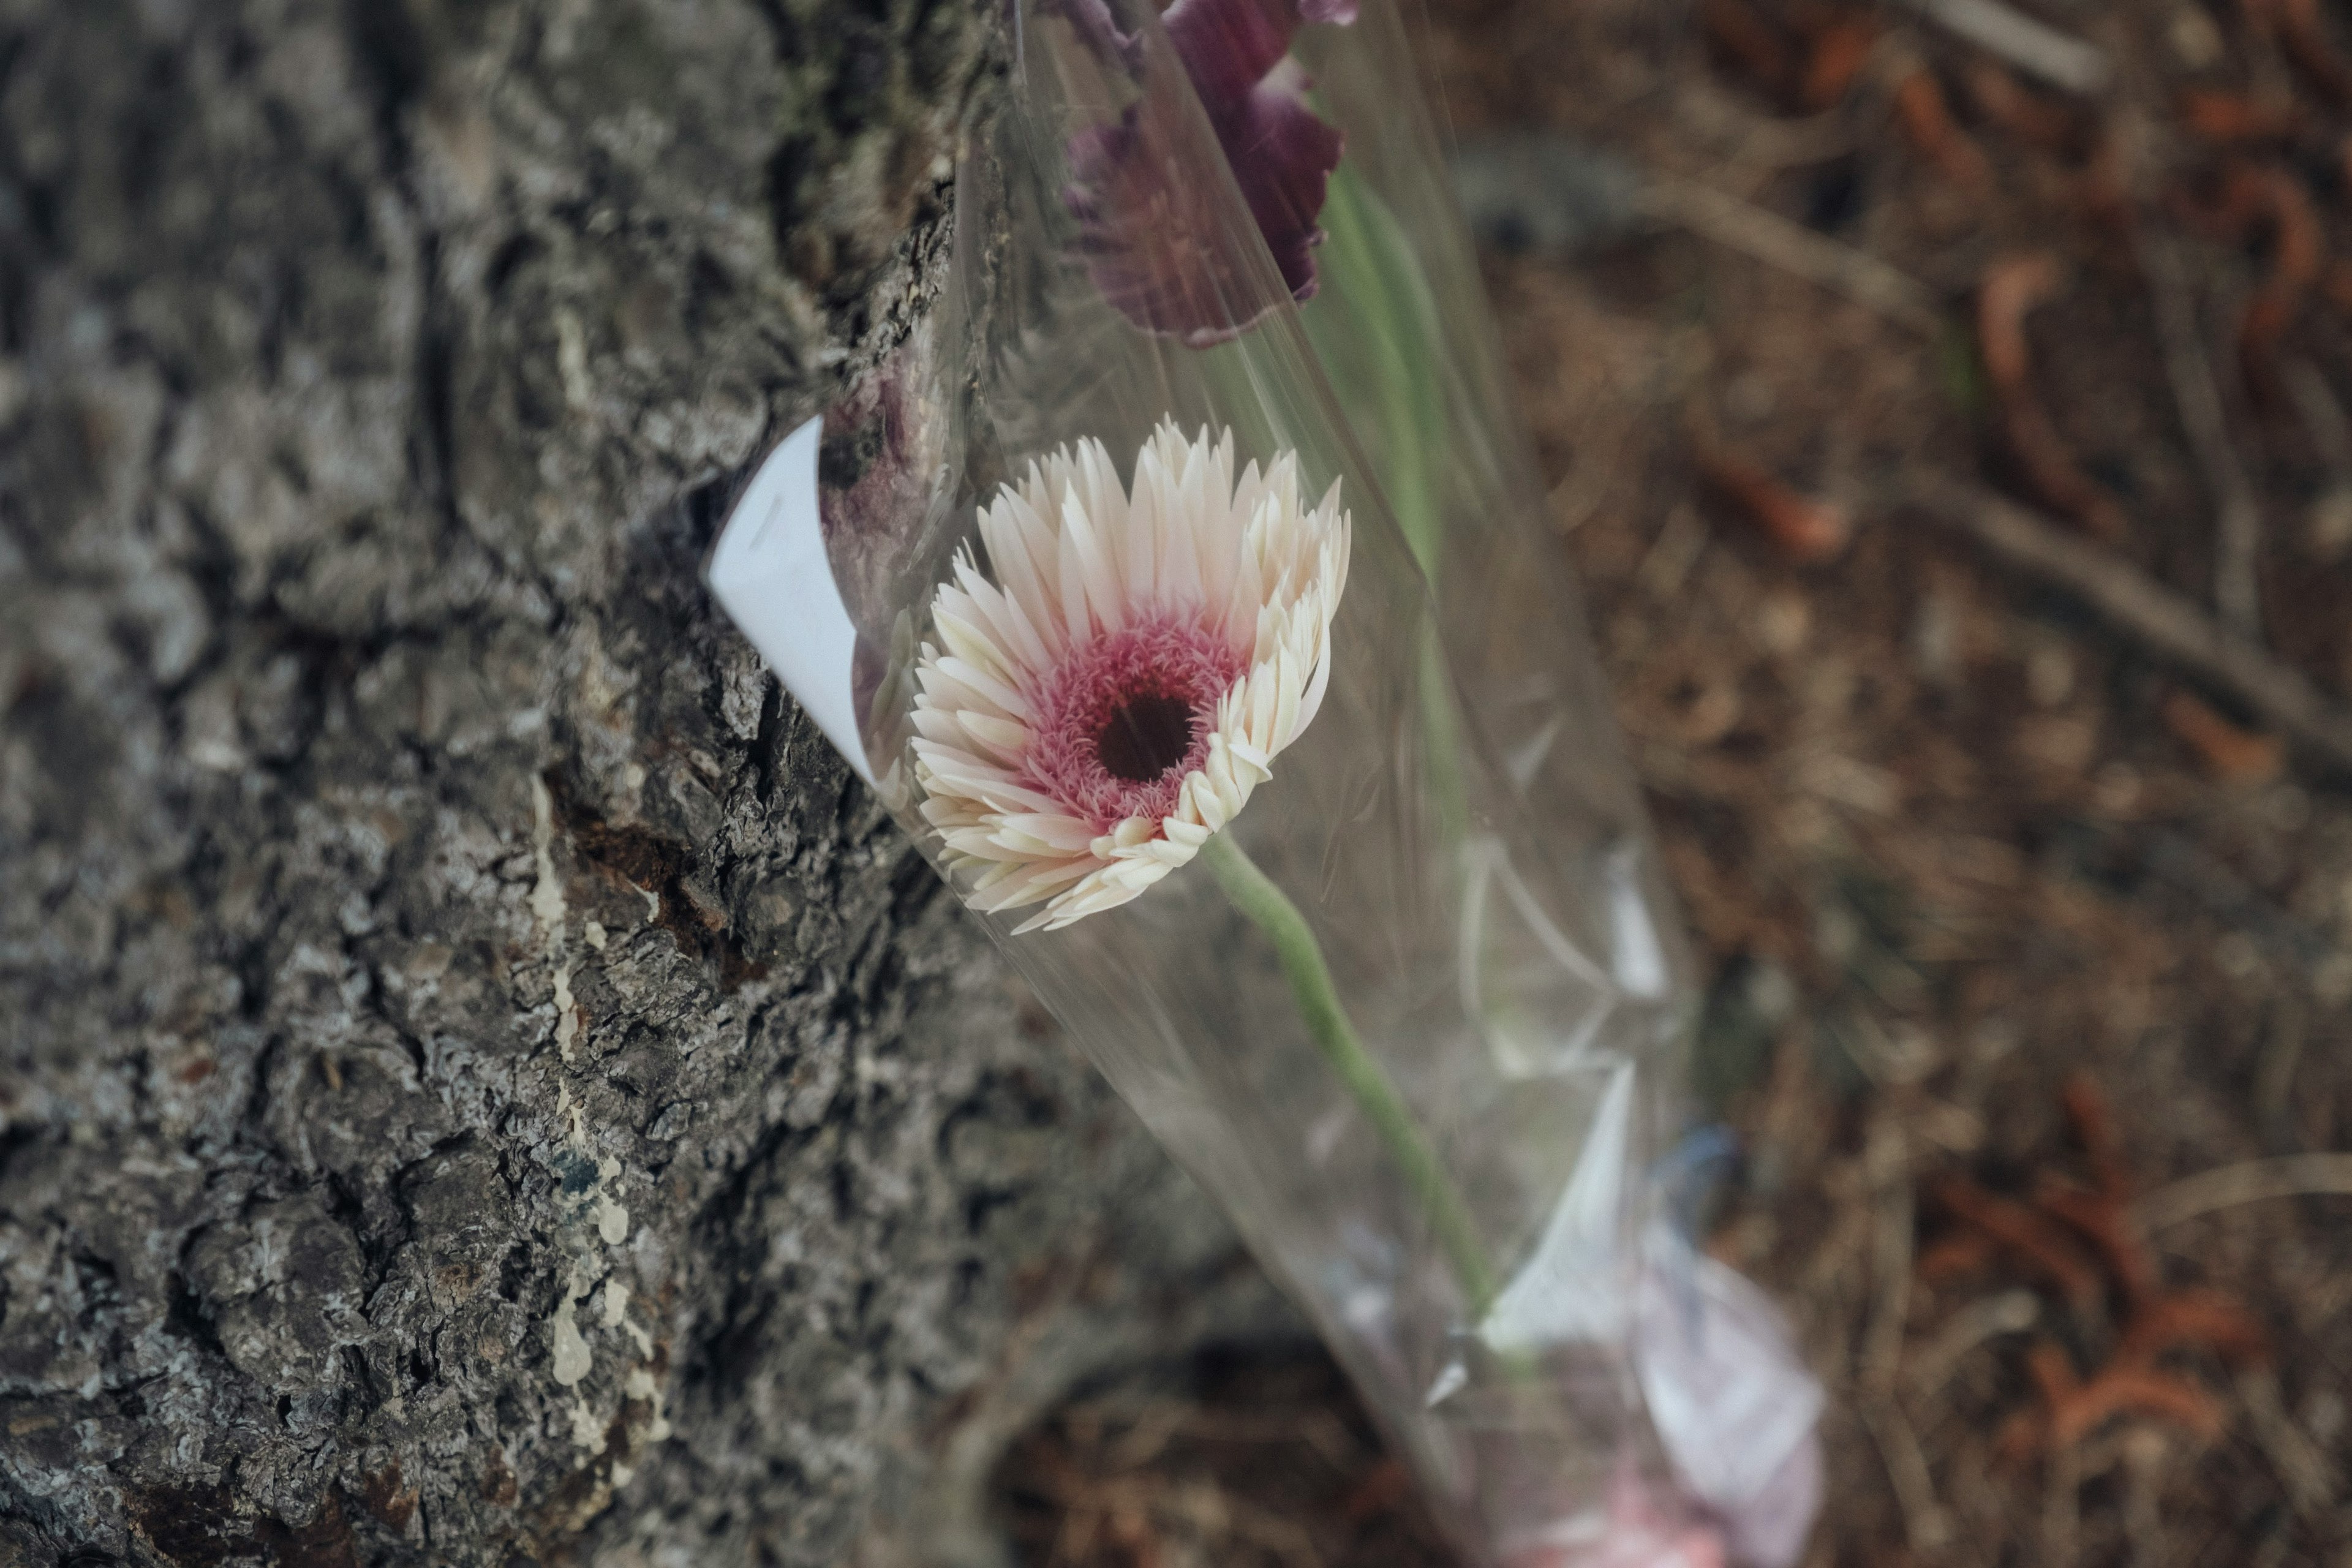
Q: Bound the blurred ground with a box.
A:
[990,0,2352,1563]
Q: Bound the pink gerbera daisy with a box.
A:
[910,422,1350,932]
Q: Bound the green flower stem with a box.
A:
[1200,830,1498,1314]
[1316,167,1441,576]
[1308,167,1469,843]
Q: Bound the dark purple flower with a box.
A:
[1166,0,1358,103]
[1060,0,1355,346]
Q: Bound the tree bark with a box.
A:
[0,3,1283,1564]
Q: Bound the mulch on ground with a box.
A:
[993,1,2352,1562]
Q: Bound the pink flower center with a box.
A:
[1027,611,1244,829]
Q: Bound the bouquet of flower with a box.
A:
[709,1,1823,1562]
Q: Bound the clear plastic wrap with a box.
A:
[708,1,1822,1561]
[1282,9,1824,1557]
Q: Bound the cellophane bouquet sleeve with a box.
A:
[1284,6,1828,1563]
[707,1,1823,1563]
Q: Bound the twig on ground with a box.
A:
[1905,1289,2040,1396]
[1799,1191,1881,1349]
[2236,1366,2343,1516]
[1977,254,2059,390]
[1800,16,1880,111]
[1894,65,1996,194]
[2274,0,2352,104]
[2006,1340,2228,1457]
[2228,165,2325,413]
[1637,177,1945,335]
[2038,1177,2160,1305]
[2117,1287,2271,1366]
[2041,1436,2081,1568]
[1693,439,1853,561]
[1965,59,2082,153]
[2137,229,2266,638]
[2161,688,2286,782]
[2176,86,2305,143]
[1977,254,2128,540]
[2281,356,2352,475]
[2060,1076,2129,1200]
[2119,1429,2170,1564]
[2281,356,2352,566]
[1888,0,2111,96]
[1904,477,2352,774]
[1674,80,1863,171]
[1859,1392,1955,1551]
[1636,502,1712,599]
[1925,1172,2105,1309]
[1861,1118,1915,1393]
[2133,1152,2352,1231]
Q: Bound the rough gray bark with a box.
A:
[0,3,1283,1564]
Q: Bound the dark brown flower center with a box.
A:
[1028,615,1242,828]
[1094,692,1196,783]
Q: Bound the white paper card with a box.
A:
[709,415,876,785]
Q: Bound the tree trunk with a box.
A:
[0,3,1284,1564]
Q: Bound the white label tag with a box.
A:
[708,416,877,786]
